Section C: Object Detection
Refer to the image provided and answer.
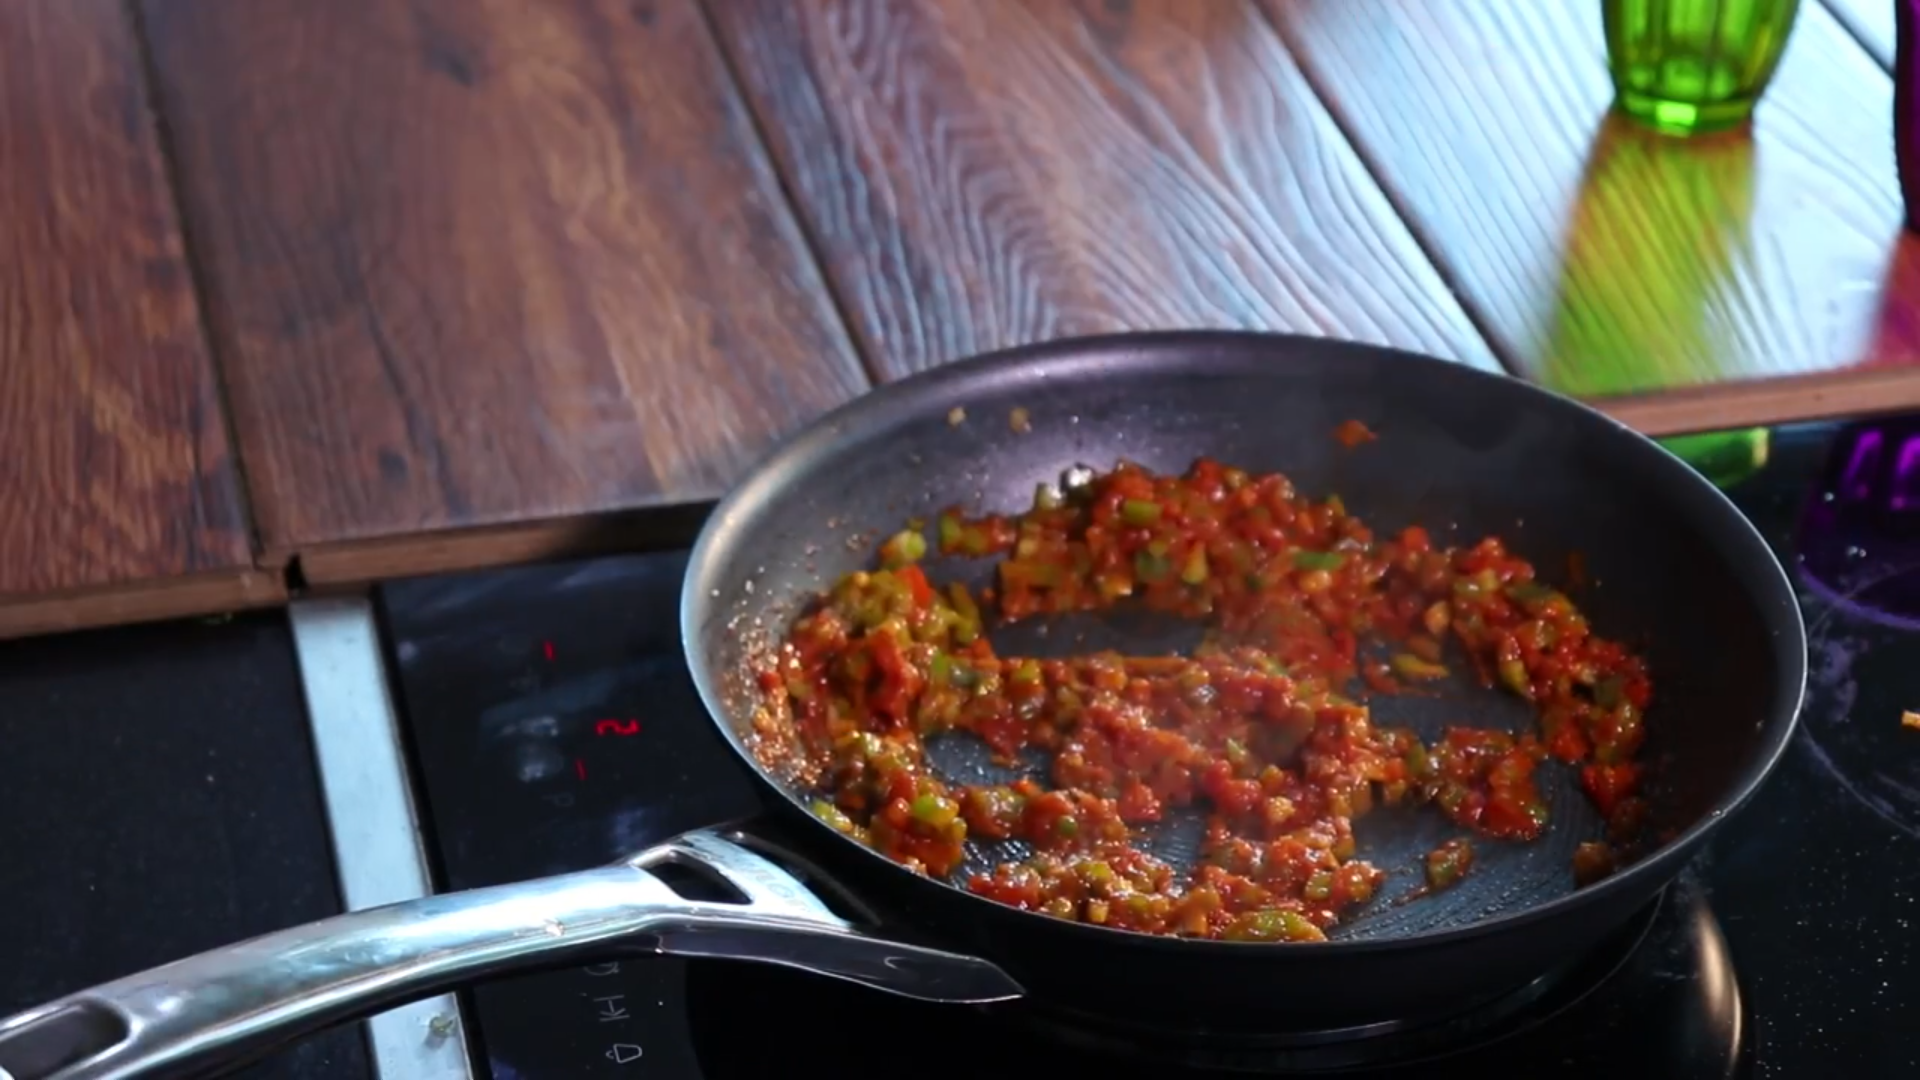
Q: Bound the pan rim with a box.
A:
[681,329,1809,956]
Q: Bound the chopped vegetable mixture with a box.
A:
[755,457,1652,941]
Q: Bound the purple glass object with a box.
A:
[1797,419,1920,627]
[1899,0,1920,228]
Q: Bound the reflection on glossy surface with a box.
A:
[1274,1,1920,395]
[685,876,1743,1077]
[1539,113,1756,395]
[1798,418,1920,629]
[1713,422,1920,1076]
[1789,445,1920,835]
[1662,428,1771,489]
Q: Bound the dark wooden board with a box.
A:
[0,0,264,635]
[1267,0,1920,407]
[710,0,1500,382]
[141,0,870,567]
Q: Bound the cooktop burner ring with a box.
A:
[1007,891,1664,1074]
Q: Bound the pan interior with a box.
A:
[920,606,1568,934]
[689,335,1798,943]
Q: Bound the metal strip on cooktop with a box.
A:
[291,598,478,1080]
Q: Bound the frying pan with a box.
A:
[0,332,1805,1079]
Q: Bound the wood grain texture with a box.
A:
[1823,0,1894,66]
[0,0,255,613]
[1267,0,1920,400]
[141,0,869,559]
[0,571,284,642]
[709,0,1500,381]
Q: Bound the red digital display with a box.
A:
[574,758,588,780]
[595,719,642,737]
[542,641,556,662]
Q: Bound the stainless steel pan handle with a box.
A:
[0,829,1020,1080]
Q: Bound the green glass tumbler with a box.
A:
[1603,0,1801,135]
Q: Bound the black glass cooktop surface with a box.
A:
[379,420,1920,1078]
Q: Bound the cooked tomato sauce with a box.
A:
[758,458,1651,941]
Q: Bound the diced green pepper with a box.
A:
[1180,545,1210,585]
[1222,909,1326,942]
[1011,658,1042,686]
[937,512,964,552]
[811,799,857,834]
[1224,738,1250,769]
[1033,483,1064,511]
[1499,657,1532,699]
[1425,839,1474,891]
[1135,550,1172,583]
[1302,869,1334,902]
[1520,620,1558,650]
[1122,498,1163,526]
[1593,674,1626,709]
[1404,741,1435,781]
[879,528,927,568]
[1504,580,1555,608]
[909,793,958,828]
[1077,860,1115,887]
[1284,911,1326,940]
[1055,816,1080,838]
[841,730,884,761]
[946,583,982,645]
[1292,550,1345,571]
[1390,653,1449,681]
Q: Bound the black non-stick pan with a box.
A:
[0,332,1805,1079]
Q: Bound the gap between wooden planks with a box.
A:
[1590,366,1920,437]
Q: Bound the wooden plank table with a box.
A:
[708,0,1497,380]
[6,0,1920,633]
[139,0,869,584]
[0,0,278,638]
[1267,0,1920,434]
